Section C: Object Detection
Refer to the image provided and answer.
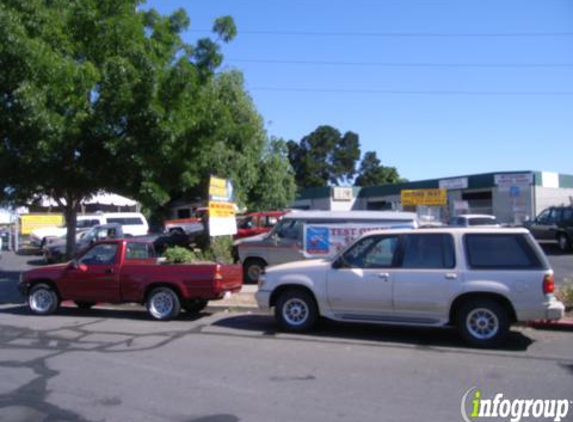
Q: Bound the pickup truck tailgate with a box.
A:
[215,264,243,295]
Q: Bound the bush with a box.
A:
[164,246,202,264]
[208,236,234,264]
[163,236,234,264]
[555,278,573,311]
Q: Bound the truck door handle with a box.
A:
[377,273,390,281]
[445,273,457,280]
[105,268,114,274]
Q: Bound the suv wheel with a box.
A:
[244,259,266,284]
[456,299,509,347]
[557,233,571,252]
[275,289,318,332]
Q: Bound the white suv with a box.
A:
[256,227,564,347]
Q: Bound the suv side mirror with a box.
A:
[332,256,346,269]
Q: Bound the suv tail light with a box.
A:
[543,274,555,294]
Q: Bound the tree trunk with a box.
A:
[63,199,79,260]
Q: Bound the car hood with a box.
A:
[23,263,69,281]
[233,233,268,246]
[266,258,332,274]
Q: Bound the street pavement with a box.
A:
[1,248,573,421]
[0,303,572,422]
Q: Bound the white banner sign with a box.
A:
[494,173,533,187]
[303,222,416,258]
[439,177,468,190]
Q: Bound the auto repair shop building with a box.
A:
[292,171,573,224]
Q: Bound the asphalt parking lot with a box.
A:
[0,303,572,422]
[1,247,572,421]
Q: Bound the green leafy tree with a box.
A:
[287,125,361,188]
[248,138,297,211]
[181,70,267,208]
[354,151,406,187]
[0,0,240,257]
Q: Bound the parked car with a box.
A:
[164,208,208,235]
[20,239,243,320]
[30,215,103,247]
[43,223,123,264]
[137,231,193,255]
[235,211,285,240]
[523,205,573,252]
[235,210,419,284]
[256,227,564,347]
[449,214,500,227]
[30,212,149,247]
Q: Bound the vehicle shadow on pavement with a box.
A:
[26,258,48,266]
[212,313,534,352]
[0,270,25,304]
[0,304,213,322]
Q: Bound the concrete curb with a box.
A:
[527,319,573,331]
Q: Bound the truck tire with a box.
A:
[456,299,509,348]
[183,299,208,314]
[275,289,318,333]
[557,233,571,252]
[28,283,60,315]
[146,287,181,321]
[75,301,95,310]
[244,258,266,284]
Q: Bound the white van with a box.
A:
[30,212,148,246]
[101,212,149,237]
[235,210,418,283]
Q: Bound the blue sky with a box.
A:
[146,0,573,182]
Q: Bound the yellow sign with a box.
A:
[208,201,236,218]
[20,214,64,235]
[209,176,232,201]
[401,189,447,206]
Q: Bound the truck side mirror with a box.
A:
[69,260,88,272]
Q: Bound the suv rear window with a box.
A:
[401,233,455,269]
[464,234,543,269]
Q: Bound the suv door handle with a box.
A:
[105,268,114,274]
[445,273,457,280]
[377,272,390,281]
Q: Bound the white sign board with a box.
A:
[494,173,533,187]
[439,177,468,190]
[332,187,353,201]
[303,222,416,258]
[208,217,237,237]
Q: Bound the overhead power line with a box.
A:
[190,29,573,38]
[230,58,573,68]
[250,87,573,96]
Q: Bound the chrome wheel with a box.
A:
[147,288,180,320]
[466,308,499,340]
[282,298,309,326]
[150,292,174,318]
[246,263,263,283]
[558,234,570,252]
[29,284,58,315]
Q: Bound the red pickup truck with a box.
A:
[18,239,242,320]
